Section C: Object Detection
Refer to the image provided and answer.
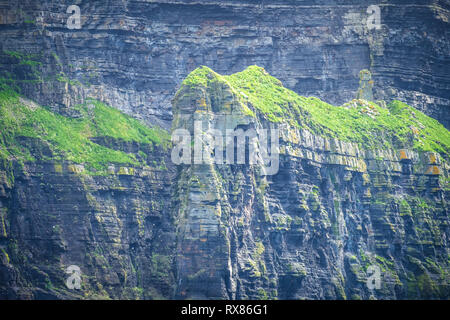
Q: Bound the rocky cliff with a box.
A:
[170,66,450,299]
[0,0,449,130]
[0,65,449,299]
[0,91,176,299]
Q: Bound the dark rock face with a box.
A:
[168,74,449,300]
[0,68,449,300]
[0,0,449,129]
[0,146,177,299]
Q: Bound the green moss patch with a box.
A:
[179,65,450,157]
[0,88,170,174]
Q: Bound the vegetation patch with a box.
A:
[179,66,450,157]
[0,88,170,174]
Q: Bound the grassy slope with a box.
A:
[0,88,170,173]
[1,64,448,173]
[182,66,450,157]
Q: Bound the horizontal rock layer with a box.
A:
[0,0,449,129]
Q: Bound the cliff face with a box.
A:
[0,0,449,130]
[0,159,176,299]
[1,65,448,299]
[0,93,176,299]
[0,0,449,299]
[170,66,450,300]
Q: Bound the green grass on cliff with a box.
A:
[181,66,450,156]
[0,88,170,172]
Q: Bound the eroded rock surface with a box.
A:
[169,67,449,299]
